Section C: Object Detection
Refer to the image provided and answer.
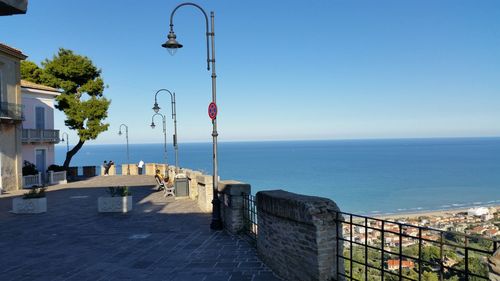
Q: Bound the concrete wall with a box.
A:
[0,123,22,191]
[21,143,55,170]
[0,49,23,191]
[196,174,213,213]
[256,190,343,281]
[185,169,201,200]
[21,91,55,129]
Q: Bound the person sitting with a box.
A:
[154,169,169,191]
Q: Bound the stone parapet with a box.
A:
[489,248,500,281]
[196,174,213,213]
[186,170,202,200]
[256,190,343,281]
[156,164,167,176]
[218,180,251,234]
[128,164,138,175]
[145,163,156,175]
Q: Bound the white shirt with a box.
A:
[138,160,144,168]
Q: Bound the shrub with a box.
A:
[22,161,39,176]
[47,164,66,172]
[107,186,131,197]
[23,187,46,199]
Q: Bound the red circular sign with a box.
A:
[208,102,217,120]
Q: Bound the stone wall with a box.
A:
[218,180,251,234]
[256,190,343,281]
[185,169,201,200]
[489,248,500,281]
[196,174,213,213]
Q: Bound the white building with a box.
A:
[21,80,60,180]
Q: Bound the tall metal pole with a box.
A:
[209,11,222,230]
[119,124,130,175]
[164,2,222,230]
[153,89,179,173]
[151,113,168,168]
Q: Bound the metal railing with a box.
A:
[22,129,60,143]
[242,193,258,241]
[335,211,499,281]
[0,102,23,120]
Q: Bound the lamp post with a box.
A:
[118,124,130,175]
[162,2,222,230]
[152,89,179,173]
[151,113,168,168]
[61,132,69,153]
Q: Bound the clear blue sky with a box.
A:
[1,0,499,144]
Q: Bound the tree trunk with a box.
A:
[63,139,85,169]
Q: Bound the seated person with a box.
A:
[154,169,170,191]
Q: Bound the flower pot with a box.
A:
[98,196,133,213]
[12,197,47,214]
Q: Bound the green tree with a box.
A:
[20,61,44,84]
[21,49,110,168]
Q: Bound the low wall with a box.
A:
[196,174,213,213]
[256,190,343,281]
[218,180,251,234]
[185,169,201,200]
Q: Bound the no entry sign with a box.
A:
[208,102,217,120]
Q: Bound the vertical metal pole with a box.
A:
[173,93,179,173]
[126,127,130,175]
[163,116,167,168]
[209,11,222,230]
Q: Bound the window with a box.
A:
[35,107,45,129]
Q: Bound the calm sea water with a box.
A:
[55,138,500,215]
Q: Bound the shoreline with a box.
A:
[374,205,500,220]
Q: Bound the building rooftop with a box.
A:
[0,42,27,60]
[21,79,60,93]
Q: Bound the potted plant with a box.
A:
[12,187,47,214]
[98,186,132,213]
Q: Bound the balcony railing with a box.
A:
[0,102,23,121]
[336,211,499,281]
[22,129,60,143]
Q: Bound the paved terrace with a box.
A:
[0,176,281,281]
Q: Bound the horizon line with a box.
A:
[55,135,500,146]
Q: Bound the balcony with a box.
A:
[22,129,60,144]
[0,102,24,122]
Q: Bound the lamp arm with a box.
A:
[169,2,211,70]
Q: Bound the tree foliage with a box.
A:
[21,48,110,168]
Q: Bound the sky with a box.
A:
[1,0,499,145]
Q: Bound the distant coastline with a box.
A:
[376,204,500,220]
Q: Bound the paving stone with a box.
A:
[0,176,282,281]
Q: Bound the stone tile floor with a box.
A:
[0,176,281,281]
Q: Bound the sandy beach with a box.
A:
[375,205,500,220]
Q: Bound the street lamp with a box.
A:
[151,113,168,168]
[152,89,179,173]
[60,132,69,153]
[118,124,130,175]
[162,2,222,230]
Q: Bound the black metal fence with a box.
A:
[336,211,499,281]
[242,193,258,241]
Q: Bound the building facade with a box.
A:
[0,43,27,192]
[21,80,60,181]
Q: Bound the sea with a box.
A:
[55,137,500,216]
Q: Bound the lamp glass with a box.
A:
[153,103,160,113]
[150,122,156,129]
[118,131,122,136]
